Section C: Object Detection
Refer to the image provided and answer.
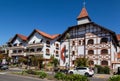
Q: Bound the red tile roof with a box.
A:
[17,34,27,41]
[117,34,120,41]
[35,29,60,39]
[77,7,88,19]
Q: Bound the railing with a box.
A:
[27,43,43,48]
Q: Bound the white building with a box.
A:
[58,7,120,71]
[8,29,60,64]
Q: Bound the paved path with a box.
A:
[0,73,50,81]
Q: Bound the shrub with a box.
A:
[64,74,89,81]
[39,71,47,79]
[54,72,66,80]
[95,65,110,74]
[25,69,36,75]
[108,75,120,81]
[54,72,89,81]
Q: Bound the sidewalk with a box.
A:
[93,74,112,79]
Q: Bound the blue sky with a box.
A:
[0,0,120,45]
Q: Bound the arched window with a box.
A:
[18,50,22,53]
[79,40,81,45]
[100,38,108,44]
[101,49,108,55]
[13,50,17,53]
[89,60,94,65]
[46,40,50,44]
[46,40,50,47]
[37,48,42,52]
[87,39,94,45]
[72,51,75,56]
[82,40,85,45]
[88,50,94,55]
[101,60,108,66]
[72,41,75,46]
[46,49,50,54]
[56,44,59,49]
[30,49,35,52]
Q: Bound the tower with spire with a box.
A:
[77,1,91,25]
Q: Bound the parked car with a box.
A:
[68,67,94,77]
[0,64,9,70]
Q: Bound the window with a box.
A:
[82,40,85,45]
[46,40,50,44]
[89,60,94,65]
[88,50,94,55]
[14,43,17,46]
[72,41,75,46]
[79,40,81,45]
[18,50,22,53]
[33,40,35,44]
[101,49,108,55]
[100,38,108,44]
[56,51,59,57]
[46,49,50,54]
[56,44,59,49]
[13,50,17,53]
[37,48,42,52]
[46,40,50,47]
[30,49,35,52]
[72,51,75,56]
[87,39,94,45]
[19,43,22,46]
[101,60,108,66]
[40,39,43,43]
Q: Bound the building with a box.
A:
[6,6,120,71]
[58,6,119,71]
[7,29,60,64]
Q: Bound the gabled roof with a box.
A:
[27,29,60,40]
[11,34,27,43]
[58,22,119,46]
[117,34,120,41]
[77,7,91,21]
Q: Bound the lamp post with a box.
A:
[66,33,70,69]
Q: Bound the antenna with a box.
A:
[83,0,86,8]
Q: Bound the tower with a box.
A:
[77,1,91,25]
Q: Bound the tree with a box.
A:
[50,55,59,67]
[75,57,89,67]
[0,54,3,63]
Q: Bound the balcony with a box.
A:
[8,45,24,50]
[11,53,25,56]
[27,43,44,48]
[26,51,43,56]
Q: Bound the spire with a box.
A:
[77,0,91,25]
[77,7,88,20]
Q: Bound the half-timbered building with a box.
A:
[58,7,119,70]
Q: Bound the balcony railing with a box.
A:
[11,53,25,56]
[8,45,24,49]
[26,51,43,55]
[27,43,43,48]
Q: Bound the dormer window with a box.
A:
[40,39,43,43]
[19,43,22,46]
[14,43,17,46]
[33,40,35,44]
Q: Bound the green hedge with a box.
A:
[54,72,89,81]
[108,75,120,81]
[95,65,110,74]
